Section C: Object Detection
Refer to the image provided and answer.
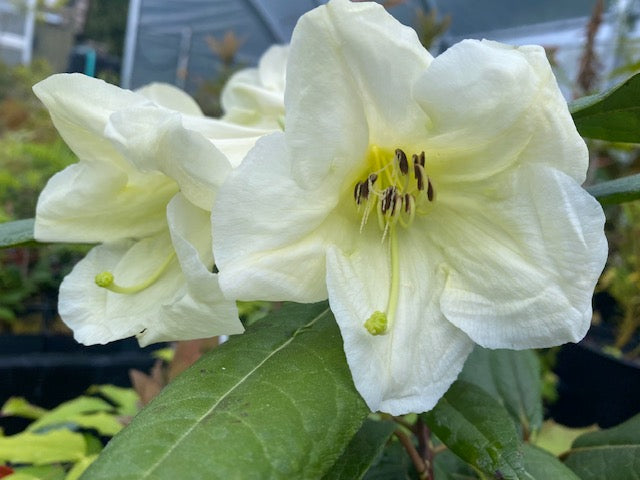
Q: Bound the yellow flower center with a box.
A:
[94,252,176,294]
[353,146,435,336]
[353,146,434,236]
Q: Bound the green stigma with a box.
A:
[93,252,176,295]
[94,271,115,288]
[364,311,388,335]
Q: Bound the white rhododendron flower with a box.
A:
[212,0,608,415]
[34,47,285,346]
[221,45,287,130]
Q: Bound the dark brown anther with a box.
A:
[404,193,412,213]
[427,177,434,202]
[368,173,378,186]
[419,151,425,167]
[415,164,425,191]
[360,179,370,200]
[354,181,363,204]
[395,149,408,175]
[412,153,419,165]
[381,187,396,214]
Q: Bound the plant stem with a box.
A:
[392,415,418,434]
[416,417,434,480]
[395,429,428,479]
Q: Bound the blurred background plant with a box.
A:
[0,384,139,479]
[570,0,640,359]
[0,59,85,333]
[193,31,246,117]
[597,201,640,355]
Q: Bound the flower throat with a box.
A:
[353,146,435,336]
[353,146,434,238]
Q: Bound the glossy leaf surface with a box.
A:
[321,419,396,480]
[458,347,542,437]
[423,381,526,480]
[571,72,640,143]
[82,302,369,480]
[564,413,640,479]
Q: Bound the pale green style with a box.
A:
[34,48,285,346]
[211,0,608,414]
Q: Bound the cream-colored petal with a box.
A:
[326,227,474,415]
[138,194,243,346]
[35,161,176,243]
[136,82,203,116]
[60,216,242,347]
[213,133,348,302]
[33,74,149,167]
[257,44,288,94]
[106,107,232,211]
[179,115,274,168]
[33,73,178,242]
[58,234,184,345]
[415,40,587,183]
[284,0,431,189]
[221,45,287,129]
[433,165,607,349]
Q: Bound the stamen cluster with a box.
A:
[353,148,434,234]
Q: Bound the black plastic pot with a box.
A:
[548,338,640,428]
[0,334,161,409]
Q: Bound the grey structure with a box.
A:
[121,0,616,94]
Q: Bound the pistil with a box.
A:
[94,252,176,294]
[356,146,434,336]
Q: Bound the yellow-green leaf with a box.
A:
[0,430,85,465]
[65,455,98,480]
[27,397,114,433]
[1,397,48,420]
[86,385,139,417]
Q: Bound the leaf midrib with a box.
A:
[438,395,523,477]
[568,443,640,454]
[139,307,331,478]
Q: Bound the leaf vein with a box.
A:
[139,307,331,478]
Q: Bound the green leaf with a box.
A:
[423,381,527,480]
[1,397,48,420]
[321,419,396,480]
[27,397,115,433]
[0,218,35,248]
[363,440,413,480]
[563,413,640,479]
[86,385,140,416]
[66,412,123,436]
[433,449,478,480]
[65,455,98,480]
[521,444,578,479]
[0,430,86,464]
[570,72,640,142]
[533,420,597,456]
[82,302,369,480]
[585,173,640,205]
[4,474,41,480]
[458,347,542,438]
[9,465,66,480]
